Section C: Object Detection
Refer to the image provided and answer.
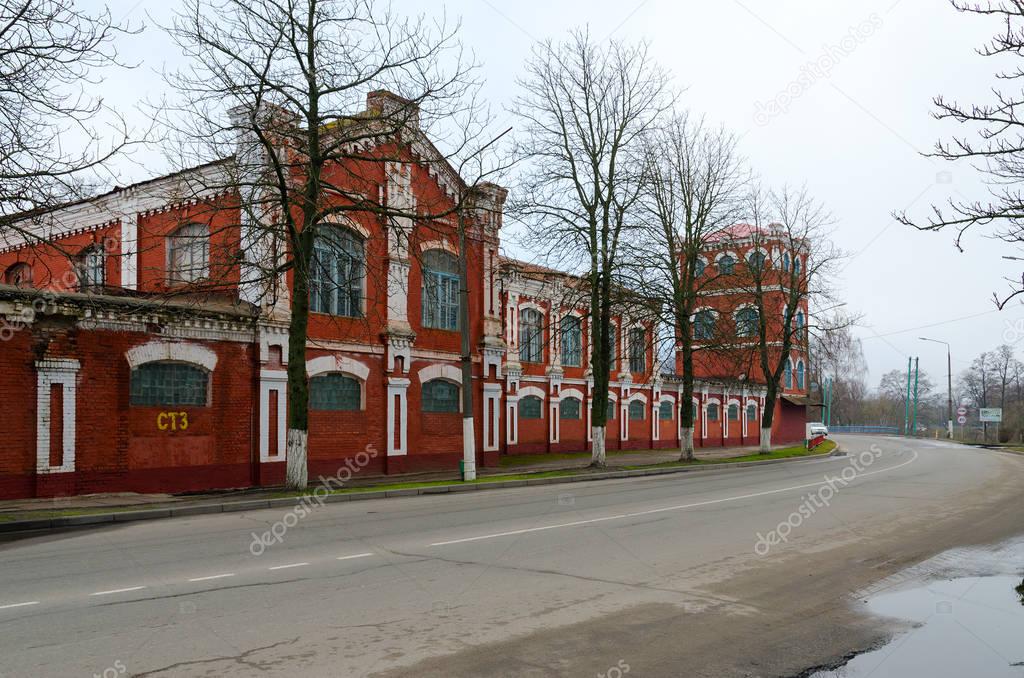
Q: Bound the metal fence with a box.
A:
[829,426,900,435]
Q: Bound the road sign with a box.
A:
[980,408,1003,423]
[957,406,967,416]
[958,415,968,425]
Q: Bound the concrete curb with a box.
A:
[0,445,840,534]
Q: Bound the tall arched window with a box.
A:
[168,223,209,284]
[782,253,791,272]
[77,244,105,292]
[628,327,646,373]
[519,307,544,363]
[310,373,361,411]
[747,251,766,272]
[694,310,715,340]
[561,315,582,367]
[3,262,31,288]
[659,401,674,420]
[693,258,706,278]
[784,359,793,389]
[735,308,759,338]
[423,379,459,413]
[130,362,209,406]
[794,256,802,276]
[629,399,646,421]
[311,225,364,317]
[797,361,806,390]
[796,311,805,335]
[717,254,735,275]
[421,249,459,330]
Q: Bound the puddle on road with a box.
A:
[810,539,1024,678]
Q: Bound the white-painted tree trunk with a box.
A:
[759,427,772,454]
[680,427,695,461]
[462,417,477,481]
[591,425,607,467]
[285,429,308,489]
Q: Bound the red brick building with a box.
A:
[0,93,806,500]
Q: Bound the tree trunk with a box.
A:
[592,425,607,466]
[680,427,695,460]
[458,211,476,481]
[760,390,777,454]
[759,427,772,452]
[284,229,315,490]
[285,429,308,488]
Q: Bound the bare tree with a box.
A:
[896,1,1024,308]
[0,0,134,243]
[639,112,746,460]
[512,30,671,467]
[162,0,505,488]
[726,186,853,452]
[809,325,868,425]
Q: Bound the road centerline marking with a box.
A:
[429,451,919,547]
[336,553,374,561]
[0,601,39,610]
[188,573,235,582]
[90,586,146,596]
[268,562,309,571]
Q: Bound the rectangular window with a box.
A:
[310,374,361,411]
[659,400,674,421]
[560,316,582,367]
[607,399,616,420]
[560,397,581,420]
[628,328,646,373]
[747,403,757,421]
[130,363,208,407]
[519,396,543,419]
[629,400,645,421]
[519,308,544,363]
[728,403,739,421]
[422,273,459,330]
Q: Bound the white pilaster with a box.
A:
[120,214,138,290]
[387,377,410,456]
[259,369,287,462]
[35,359,79,474]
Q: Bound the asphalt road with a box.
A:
[1,435,1023,678]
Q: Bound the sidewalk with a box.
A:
[0,441,835,531]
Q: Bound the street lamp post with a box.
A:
[921,337,953,439]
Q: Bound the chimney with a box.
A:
[366,90,419,129]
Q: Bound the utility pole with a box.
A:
[904,357,912,436]
[913,358,921,438]
[825,377,833,427]
[921,337,953,439]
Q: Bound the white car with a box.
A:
[809,423,829,436]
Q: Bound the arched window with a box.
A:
[130,362,209,406]
[784,359,793,389]
[3,262,31,288]
[560,396,581,420]
[77,244,105,292]
[794,256,802,276]
[747,251,766,272]
[519,395,543,419]
[168,223,209,284]
[310,373,361,411]
[735,308,759,338]
[421,249,459,330]
[693,258,706,278]
[519,307,544,363]
[717,254,735,275]
[561,315,582,367]
[423,379,459,413]
[659,400,674,421]
[607,399,616,420]
[728,403,740,421]
[312,225,364,318]
[629,400,645,421]
[796,311,805,334]
[797,361,806,390]
[694,310,715,340]
[628,327,646,373]
[746,403,757,421]
[707,403,720,421]
[782,253,791,272]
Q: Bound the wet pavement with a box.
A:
[810,538,1024,677]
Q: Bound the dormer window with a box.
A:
[168,223,209,284]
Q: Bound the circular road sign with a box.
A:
[958,415,968,425]
[957,406,968,416]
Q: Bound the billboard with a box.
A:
[979,408,1003,423]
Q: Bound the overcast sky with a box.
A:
[89,0,1024,388]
